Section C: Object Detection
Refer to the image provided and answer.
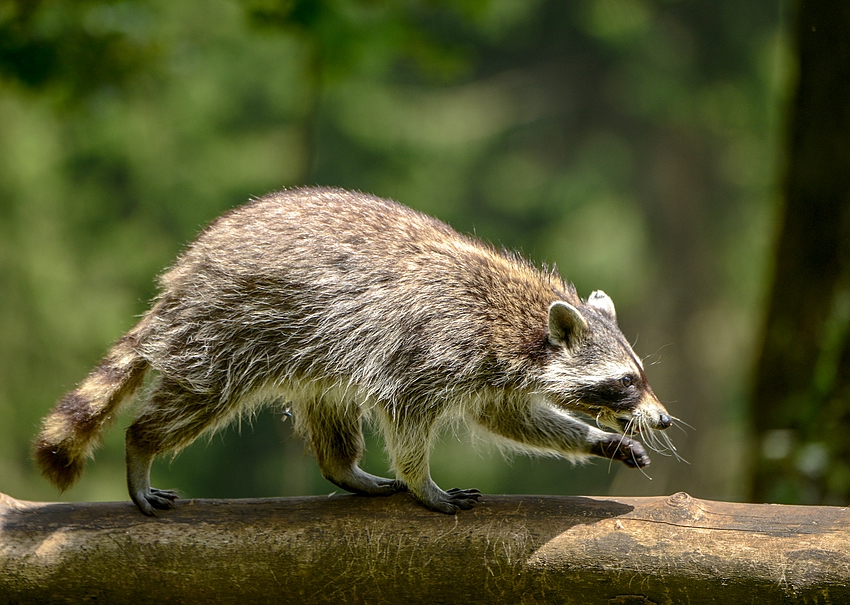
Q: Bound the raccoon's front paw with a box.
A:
[591,433,651,468]
[418,487,482,514]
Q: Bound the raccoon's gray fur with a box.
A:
[35,187,673,515]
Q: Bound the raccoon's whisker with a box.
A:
[637,422,689,464]
[646,435,672,456]
[657,428,677,451]
[641,420,666,454]
[635,415,652,440]
[668,415,695,432]
[633,415,652,440]
[648,424,669,452]
[644,343,672,367]
[608,426,633,473]
[634,454,653,481]
[659,431,690,464]
[635,414,680,458]
[671,423,689,437]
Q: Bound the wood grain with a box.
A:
[1,491,847,604]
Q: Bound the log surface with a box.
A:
[0,491,847,604]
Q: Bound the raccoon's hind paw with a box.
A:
[324,467,407,497]
[132,487,178,516]
[591,433,651,468]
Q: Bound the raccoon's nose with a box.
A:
[657,413,673,430]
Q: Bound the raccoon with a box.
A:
[35,187,674,515]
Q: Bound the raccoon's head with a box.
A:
[540,290,672,435]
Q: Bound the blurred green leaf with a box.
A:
[0,0,162,101]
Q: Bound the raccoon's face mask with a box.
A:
[545,293,673,434]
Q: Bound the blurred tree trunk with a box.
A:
[750,0,850,504]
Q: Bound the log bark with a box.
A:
[1,491,847,604]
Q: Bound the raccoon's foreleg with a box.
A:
[473,399,651,468]
[378,407,481,514]
[297,397,404,496]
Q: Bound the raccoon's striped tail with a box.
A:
[34,330,149,492]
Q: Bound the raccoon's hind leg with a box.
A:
[125,377,222,516]
[125,434,178,516]
[297,397,403,496]
[377,408,481,514]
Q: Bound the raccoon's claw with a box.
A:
[133,487,178,516]
[592,434,651,468]
[420,487,482,514]
[447,487,481,501]
[622,450,651,468]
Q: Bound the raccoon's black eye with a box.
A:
[621,375,634,388]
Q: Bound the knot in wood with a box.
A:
[666,492,692,507]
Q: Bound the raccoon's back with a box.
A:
[170,187,487,287]
[139,188,572,400]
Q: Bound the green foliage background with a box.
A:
[0,0,791,505]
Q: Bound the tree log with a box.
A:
[0,491,847,604]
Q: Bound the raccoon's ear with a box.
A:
[587,290,617,322]
[548,301,588,348]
